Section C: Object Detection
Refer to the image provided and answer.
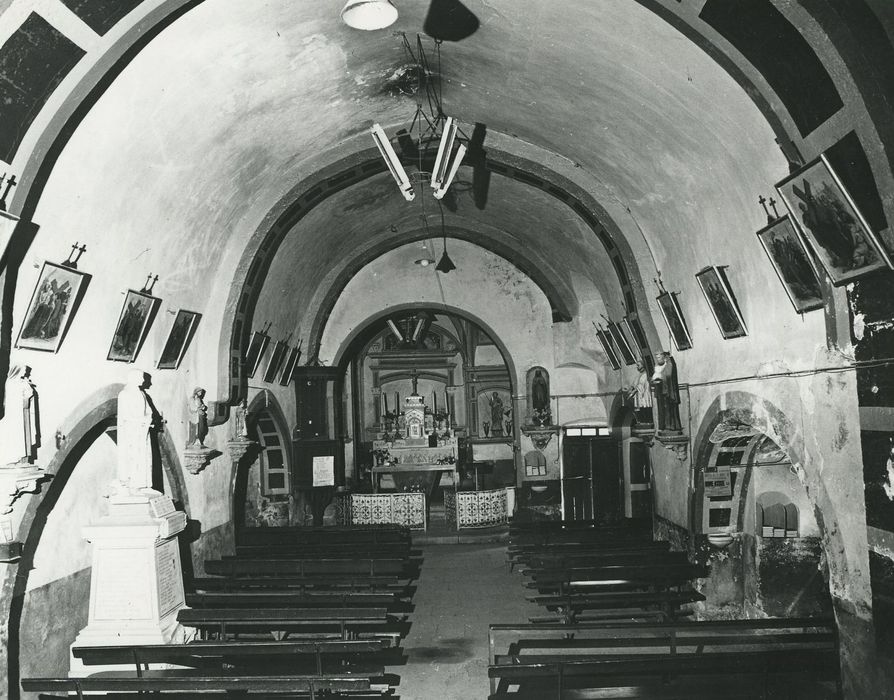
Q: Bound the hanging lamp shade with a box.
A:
[436,249,456,273]
[341,0,398,30]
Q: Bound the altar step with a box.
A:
[415,520,509,545]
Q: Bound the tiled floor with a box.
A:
[397,543,538,699]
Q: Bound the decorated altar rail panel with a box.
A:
[350,493,427,530]
[445,488,509,530]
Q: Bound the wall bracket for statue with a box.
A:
[182,445,220,475]
[650,432,689,462]
[521,425,559,451]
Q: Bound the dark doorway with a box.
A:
[562,437,622,523]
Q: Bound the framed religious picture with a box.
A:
[279,346,301,386]
[595,328,621,370]
[157,310,202,369]
[756,216,824,313]
[655,290,692,351]
[776,153,892,285]
[244,330,270,378]
[16,262,91,353]
[263,341,288,383]
[696,266,748,339]
[607,321,637,366]
[107,289,161,362]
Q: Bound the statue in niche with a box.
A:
[529,367,552,426]
[651,352,682,433]
[628,360,654,427]
[487,392,504,436]
[188,387,209,448]
[233,398,250,440]
[116,369,158,493]
[2,365,39,466]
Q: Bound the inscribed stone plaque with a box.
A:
[155,538,184,618]
[93,547,152,621]
[149,495,176,518]
[312,455,335,487]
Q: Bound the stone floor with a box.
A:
[396,543,539,699]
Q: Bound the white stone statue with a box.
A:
[1,365,38,467]
[233,398,250,440]
[116,369,156,494]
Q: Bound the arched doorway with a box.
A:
[694,411,831,619]
[232,395,292,530]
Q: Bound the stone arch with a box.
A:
[0,384,188,699]
[689,392,842,617]
[230,391,292,531]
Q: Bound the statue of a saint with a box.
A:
[629,361,653,426]
[530,369,552,425]
[188,387,209,448]
[234,398,250,440]
[116,369,156,492]
[651,352,682,433]
[2,366,38,466]
[488,392,504,436]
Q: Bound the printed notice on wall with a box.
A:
[313,455,335,487]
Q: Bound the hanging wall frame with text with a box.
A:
[756,216,824,314]
[16,261,91,353]
[108,289,161,362]
[696,266,747,339]
[776,153,892,285]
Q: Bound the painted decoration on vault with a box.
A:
[696,266,747,339]
[107,289,160,362]
[756,216,824,314]
[776,153,892,285]
[16,261,90,353]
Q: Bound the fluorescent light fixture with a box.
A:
[386,319,404,342]
[371,123,415,201]
[431,117,467,199]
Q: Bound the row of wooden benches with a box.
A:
[487,519,841,698]
[24,525,416,699]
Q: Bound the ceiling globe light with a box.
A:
[415,257,435,267]
[341,0,398,30]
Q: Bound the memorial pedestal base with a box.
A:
[70,490,188,676]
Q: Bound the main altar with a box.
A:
[371,389,458,496]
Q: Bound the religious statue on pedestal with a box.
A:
[233,398,250,440]
[628,360,654,428]
[651,352,682,433]
[487,392,505,436]
[188,387,209,448]
[115,369,159,494]
[1,365,38,467]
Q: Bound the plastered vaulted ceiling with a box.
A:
[27,0,797,387]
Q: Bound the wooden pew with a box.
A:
[204,557,412,578]
[488,618,840,698]
[231,542,413,560]
[24,673,386,698]
[508,540,671,571]
[185,590,399,609]
[527,588,705,624]
[524,562,709,594]
[177,606,400,643]
[71,639,390,676]
[192,575,406,592]
[237,525,410,547]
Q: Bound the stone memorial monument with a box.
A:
[71,369,188,673]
